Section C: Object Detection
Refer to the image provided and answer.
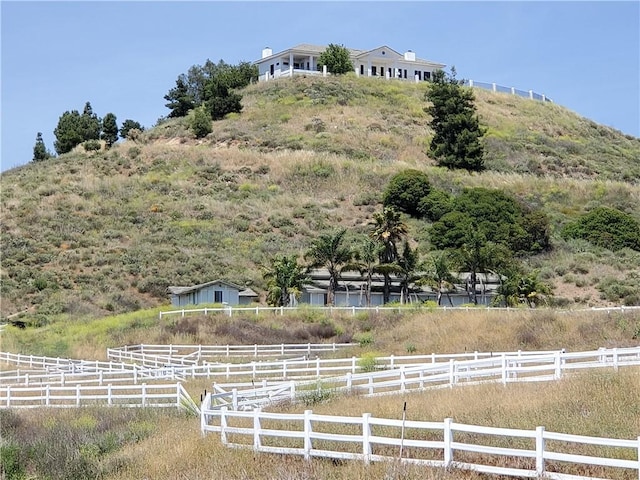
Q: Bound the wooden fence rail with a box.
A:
[0,382,198,412]
[200,406,640,479]
[107,342,355,363]
[204,347,640,410]
[159,305,640,320]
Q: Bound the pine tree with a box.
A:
[426,68,485,171]
[101,113,119,148]
[32,132,50,162]
[164,78,195,118]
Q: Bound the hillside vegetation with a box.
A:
[1,75,640,321]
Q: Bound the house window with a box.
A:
[424,71,431,81]
[360,65,364,75]
[214,291,223,303]
[270,64,274,75]
[403,69,407,79]
[372,66,377,76]
[415,70,422,80]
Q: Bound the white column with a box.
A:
[322,65,327,77]
[492,82,497,92]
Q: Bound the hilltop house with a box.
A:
[167,280,258,307]
[296,269,501,307]
[255,44,445,82]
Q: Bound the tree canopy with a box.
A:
[53,102,102,154]
[317,44,354,75]
[425,68,485,171]
[32,132,51,162]
[383,169,431,217]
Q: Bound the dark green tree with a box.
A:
[189,106,212,138]
[101,113,119,148]
[79,102,101,142]
[204,77,243,120]
[305,228,352,305]
[318,44,354,75]
[119,119,144,139]
[164,78,195,118]
[562,207,640,251]
[32,132,50,162]
[263,255,309,307]
[383,169,431,217]
[369,206,408,303]
[426,68,485,171]
[54,110,83,154]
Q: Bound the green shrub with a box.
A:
[83,139,101,152]
[562,207,640,251]
[357,352,380,372]
[383,169,431,217]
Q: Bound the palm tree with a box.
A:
[343,236,380,306]
[422,251,458,306]
[304,228,352,306]
[397,241,423,304]
[453,230,495,305]
[369,206,408,303]
[263,255,308,307]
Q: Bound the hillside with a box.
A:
[1,75,640,321]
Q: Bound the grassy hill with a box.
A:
[1,75,640,322]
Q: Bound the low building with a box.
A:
[167,280,258,307]
[254,44,445,82]
[297,269,501,307]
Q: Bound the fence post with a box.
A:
[400,366,406,392]
[502,354,507,385]
[346,372,352,390]
[290,381,296,401]
[142,383,147,407]
[536,426,545,476]
[304,410,313,460]
[253,408,262,451]
[449,359,455,387]
[200,393,208,436]
[108,384,113,405]
[362,413,372,464]
[232,389,238,410]
[444,418,453,468]
[76,384,81,406]
[352,356,357,373]
[316,357,321,378]
[6,386,10,407]
[613,348,619,371]
[390,355,395,369]
[220,407,228,444]
[554,352,562,380]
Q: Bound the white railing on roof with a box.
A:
[200,406,640,479]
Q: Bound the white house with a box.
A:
[167,280,258,307]
[255,44,445,82]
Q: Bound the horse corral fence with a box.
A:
[2,343,639,479]
[200,407,639,480]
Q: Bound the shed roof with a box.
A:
[167,279,244,296]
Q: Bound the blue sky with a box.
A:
[2,1,639,172]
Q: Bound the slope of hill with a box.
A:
[1,75,639,321]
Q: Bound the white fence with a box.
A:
[204,347,640,411]
[158,305,640,320]
[1,349,564,387]
[200,407,640,479]
[107,342,355,364]
[464,79,552,103]
[0,382,198,412]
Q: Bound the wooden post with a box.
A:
[362,413,372,464]
[449,359,455,387]
[502,354,507,385]
[304,410,313,460]
[232,389,238,410]
[554,352,562,380]
[535,426,545,475]
[220,407,228,444]
[108,384,113,405]
[443,418,453,468]
[142,383,147,407]
[253,408,262,450]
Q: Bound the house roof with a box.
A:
[167,279,244,296]
[239,288,259,298]
[256,44,445,68]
